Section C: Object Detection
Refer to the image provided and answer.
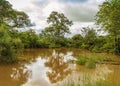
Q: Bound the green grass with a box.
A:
[76,51,119,69]
[76,55,96,69]
[85,58,96,69]
[76,56,87,65]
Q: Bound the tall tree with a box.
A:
[96,0,120,54]
[0,0,31,63]
[81,27,97,50]
[72,34,83,48]
[42,11,73,47]
[42,11,72,37]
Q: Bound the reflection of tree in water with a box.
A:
[44,50,71,83]
[10,66,29,85]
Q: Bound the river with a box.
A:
[0,49,120,86]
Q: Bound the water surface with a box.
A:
[0,49,120,86]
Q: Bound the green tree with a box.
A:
[0,24,23,63]
[19,29,39,48]
[81,27,97,50]
[0,0,31,28]
[0,0,31,63]
[100,36,115,53]
[96,0,120,54]
[72,34,83,48]
[42,11,73,48]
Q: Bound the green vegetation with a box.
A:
[1,0,120,63]
[76,56,96,69]
[96,0,120,54]
[76,56,87,65]
[85,58,96,69]
[41,11,73,48]
[1,0,120,86]
[0,0,31,63]
[75,50,119,68]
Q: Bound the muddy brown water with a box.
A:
[0,49,120,86]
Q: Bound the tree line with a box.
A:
[0,0,120,63]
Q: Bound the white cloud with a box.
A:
[7,0,105,35]
[8,0,35,11]
[63,3,97,22]
[69,22,94,36]
[42,2,64,18]
[96,0,105,3]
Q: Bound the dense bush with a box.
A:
[85,58,96,69]
[0,25,23,63]
[76,55,96,69]
[0,0,31,63]
[76,57,87,65]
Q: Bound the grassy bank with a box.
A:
[75,51,120,69]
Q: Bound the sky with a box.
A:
[7,0,105,36]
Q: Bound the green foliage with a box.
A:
[46,11,73,37]
[76,55,96,69]
[92,36,106,52]
[41,11,73,48]
[0,25,23,63]
[0,0,31,28]
[36,39,49,48]
[1,0,120,64]
[76,57,87,65]
[96,0,120,36]
[81,27,97,50]
[96,0,120,54]
[18,29,39,48]
[0,0,31,63]
[72,34,83,48]
[85,58,96,69]
[12,38,23,50]
[0,0,12,24]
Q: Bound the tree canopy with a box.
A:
[42,11,73,38]
[41,11,73,48]
[96,0,120,54]
[0,0,31,28]
[96,0,120,36]
[0,0,31,63]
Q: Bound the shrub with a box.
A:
[0,26,23,63]
[85,58,96,69]
[76,56,96,69]
[76,57,87,65]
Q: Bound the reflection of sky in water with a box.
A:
[22,58,50,86]
[10,50,114,86]
[18,50,74,86]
